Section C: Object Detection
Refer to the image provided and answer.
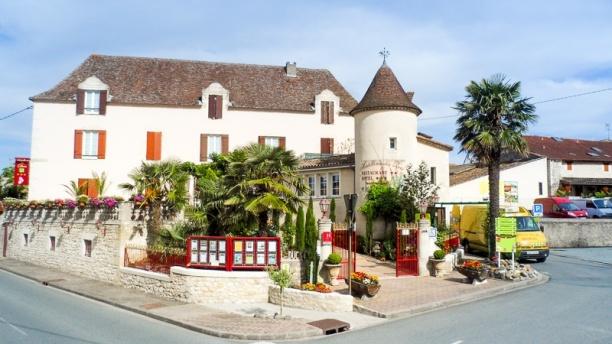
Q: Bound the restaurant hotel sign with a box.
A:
[14,157,30,186]
[360,159,405,189]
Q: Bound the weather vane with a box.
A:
[379,48,390,63]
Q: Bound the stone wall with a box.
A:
[269,286,353,312]
[541,218,612,247]
[2,206,124,284]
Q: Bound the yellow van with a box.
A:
[456,204,549,262]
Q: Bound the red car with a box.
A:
[534,197,588,218]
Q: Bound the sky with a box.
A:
[1,0,612,167]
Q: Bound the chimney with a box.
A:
[406,91,414,101]
[285,61,297,77]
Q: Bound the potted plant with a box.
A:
[430,249,447,277]
[324,252,342,286]
[349,271,380,298]
[456,260,489,283]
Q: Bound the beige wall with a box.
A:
[300,167,354,222]
[29,99,354,200]
[416,142,451,201]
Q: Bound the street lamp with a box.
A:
[319,198,330,219]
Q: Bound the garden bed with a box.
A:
[268,286,353,312]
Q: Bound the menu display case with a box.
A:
[187,236,281,271]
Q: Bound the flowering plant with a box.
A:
[131,194,146,206]
[462,260,484,270]
[54,199,65,208]
[28,200,40,209]
[65,199,78,209]
[89,197,104,208]
[351,271,379,286]
[301,283,332,293]
[103,197,119,209]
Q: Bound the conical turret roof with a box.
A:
[350,62,422,116]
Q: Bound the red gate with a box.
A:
[332,224,356,279]
[396,223,419,276]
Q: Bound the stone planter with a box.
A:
[429,257,446,277]
[349,279,380,298]
[456,266,489,283]
[324,263,341,286]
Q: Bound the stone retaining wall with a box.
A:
[269,286,353,312]
[541,218,612,248]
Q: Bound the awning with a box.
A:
[561,177,612,186]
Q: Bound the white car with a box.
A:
[572,199,612,219]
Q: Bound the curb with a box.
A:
[0,262,321,341]
[353,273,550,319]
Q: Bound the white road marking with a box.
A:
[450,341,463,344]
[0,316,28,336]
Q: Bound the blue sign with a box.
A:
[532,203,544,217]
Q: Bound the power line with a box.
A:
[0,106,33,121]
[420,87,612,121]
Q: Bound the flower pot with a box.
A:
[456,266,489,283]
[350,279,380,298]
[324,263,341,286]
[429,258,446,277]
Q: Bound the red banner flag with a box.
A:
[14,157,30,186]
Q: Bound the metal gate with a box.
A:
[396,223,419,276]
[332,224,356,280]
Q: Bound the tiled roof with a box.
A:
[299,154,355,170]
[31,54,358,113]
[525,136,612,162]
[417,135,453,152]
[560,177,612,186]
[450,155,542,186]
[350,62,422,116]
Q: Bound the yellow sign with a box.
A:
[495,217,517,253]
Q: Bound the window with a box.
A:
[321,138,334,154]
[319,175,328,196]
[538,182,543,196]
[259,136,285,149]
[321,101,334,124]
[23,233,28,247]
[605,163,610,172]
[208,95,223,119]
[146,131,162,160]
[50,236,56,251]
[84,90,101,114]
[565,161,573,171]
[430,167,437,184]
[308,176,315,196]
[208,135,222,158]
[74,130,106,159]
[332,173,340,196]
[84,240,92,257]
[265,137,280,148]
[389,137,397,150]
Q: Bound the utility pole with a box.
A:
[606,123,610,141]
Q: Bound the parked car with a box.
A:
[572,198,612,218]
[533,197,588,218]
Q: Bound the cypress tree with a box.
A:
[282,213,295,249]
[329,198,336,222]
[304,198,318,283]
[399,209,407,224]
[295,206,305,252]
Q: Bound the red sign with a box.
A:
[322,231,332,244]
[14,157,30,186]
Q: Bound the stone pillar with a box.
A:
[317,218,333,282]
[418,218,434,276]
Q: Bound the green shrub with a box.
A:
[433,249,446,260]
[326,252,342,265]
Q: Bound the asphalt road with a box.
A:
[1,248,610,344]
[0,269,232,344]
[310,247,612,344]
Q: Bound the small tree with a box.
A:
[282,213,295,252]
[303,198,318,283]
[399,209,407,223]
[329,198,336,222]
[267,267,293,316]
[400,162,440,220]
[295,206,305,251]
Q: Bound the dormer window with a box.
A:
[321,101,334,124]
[208,95,223,119]
[84,90,101,114]
[76,76,108,115]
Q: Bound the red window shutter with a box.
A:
[279,137,286,150]
[329,102,334,124]
[76,90,85,115]
[329,138,334,154]
[97,130,106,159]
[216,95,223,119]
[146,132,155,160]
[154,132,162,160]
[99,90,107,115]
[78,178,88,194]
[258,136,265,145]
[208,95,216,119]
[221,134,229,153]
[74,130,83,159]
[321,138,334,154]
[200,134,208,162]
[87,178,98,198]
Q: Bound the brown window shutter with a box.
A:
[279,137,286,150]
[329,102,334,124]
[88,178,98,198]
[321,138,334,154]
[258,136,265,145]
[99,90,107,115]
[321,138,328,154]
[154,132,162,160]
[208,95,216,119]
[321,101,326,123]
[221,134,229,153]
[200,134,208,162]
[329,138,334,154]
[97,130,106,159]
[604,163,609,172]
[216,95,223,119]
[146,132,155,160]
[76,90,85,115]
[74,130,83,159]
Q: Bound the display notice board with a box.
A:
[187,236,281,271]
[495,217,517,253]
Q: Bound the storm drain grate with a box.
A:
[307,318,350,335]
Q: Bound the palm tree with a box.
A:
[454,74,536,256]
[119,160,189,245]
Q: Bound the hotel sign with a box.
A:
[360,159,404,187]
[14,157,30,186]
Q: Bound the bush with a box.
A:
[433,249,446,260]
[326,252,342,265]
